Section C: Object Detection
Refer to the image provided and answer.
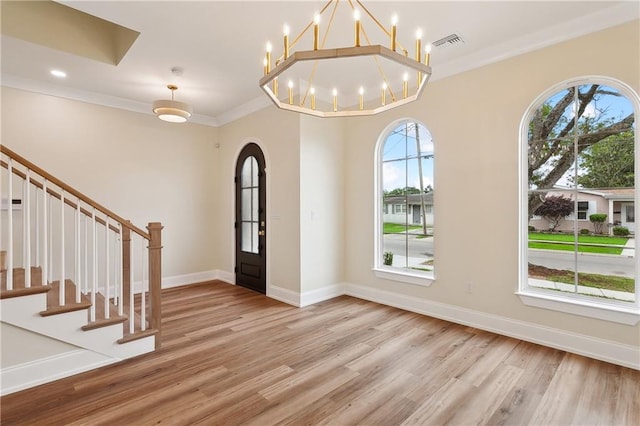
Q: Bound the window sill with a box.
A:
[373,267,434,287]
[517,289,640,325]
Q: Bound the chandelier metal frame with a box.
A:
[259,0,432,118]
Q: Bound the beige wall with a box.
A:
[344,21,639,346]
[300,115,346,292]
[217,107,301,292]
[1,87,219,279]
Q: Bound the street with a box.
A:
[383,234,635,278]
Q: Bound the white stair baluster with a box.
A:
[35,182,40,268]
[24,171,31,288]
[118,223,124,316]
[75,199,81,303]
[42,179,48,286]
[84,213,88,295]
[48,193,52,283]
[59,191,65,306]
[90,208,97,322]
[105,218,110,320]
[129,236,134,334]
[141,239,146,331]
[7,159,13,290]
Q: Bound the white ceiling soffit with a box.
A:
[1,1,638,128]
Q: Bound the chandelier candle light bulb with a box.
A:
[333,88,338,112]
[403,72,409,99]
[390,15,398,51]
[283,25,290,59]
[288,80,294,105]
[359,86,364,110]
[354,10,361,47]
[310,87,316,110]
[425,43,432,66]
[313,13,320,50]
[266,42,272,73]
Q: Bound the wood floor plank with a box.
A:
[1,280,639,425]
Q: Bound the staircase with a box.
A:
[0,146,163,395]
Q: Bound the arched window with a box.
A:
[520,77,639,323]
[375,120,434,285]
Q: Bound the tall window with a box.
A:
[376,120,434,282]
[522,78,638,315]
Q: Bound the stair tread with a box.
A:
[118,328,158,344]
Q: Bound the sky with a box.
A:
[382,122,434,192]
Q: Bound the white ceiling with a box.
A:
[2,1,638,126]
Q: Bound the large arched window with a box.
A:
[520,77,639,324]
[375,120,434,285]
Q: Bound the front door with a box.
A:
[235,143,266,294]
[621,202,635,234]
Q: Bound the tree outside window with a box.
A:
[526,81,636,303]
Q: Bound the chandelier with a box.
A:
[259,0,432,118]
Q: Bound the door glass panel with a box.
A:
[242,188,252,221]
[242,222,253,252]
[242,157,257,187]
[240,155,259,254]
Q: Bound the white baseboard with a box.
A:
[215,270,235,284]
[343,282,640,370]
[1,349,116,396]
[268,285,301,307]
[161,270,218,289]
[300,283,345,307]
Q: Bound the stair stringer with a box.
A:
[0,293,155,360]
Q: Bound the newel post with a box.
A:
[122,224,131,309]
[147,222,163,348]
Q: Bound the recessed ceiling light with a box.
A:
[50,69,67,78]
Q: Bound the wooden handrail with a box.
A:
[1,160,121,234]
[1,146,149,240]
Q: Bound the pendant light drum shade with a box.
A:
[152,85,192,123]
[152,99,192,122]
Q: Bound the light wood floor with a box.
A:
[2,281,639,425]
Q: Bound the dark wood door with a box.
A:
[235,143,266,294]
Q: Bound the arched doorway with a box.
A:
[235,143,266,294]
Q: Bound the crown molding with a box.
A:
[215,95,273,127]
[431,2,639,83]
[1,74,219,127]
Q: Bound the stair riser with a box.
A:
[1,267,44,290]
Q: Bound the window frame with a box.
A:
[374,118,435,287]
[518,76,640,325]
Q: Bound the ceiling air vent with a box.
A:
[432,33,465,48]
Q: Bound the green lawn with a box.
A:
[528,232,629,255]
[383,223,422,234]
[530,267,634,293]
